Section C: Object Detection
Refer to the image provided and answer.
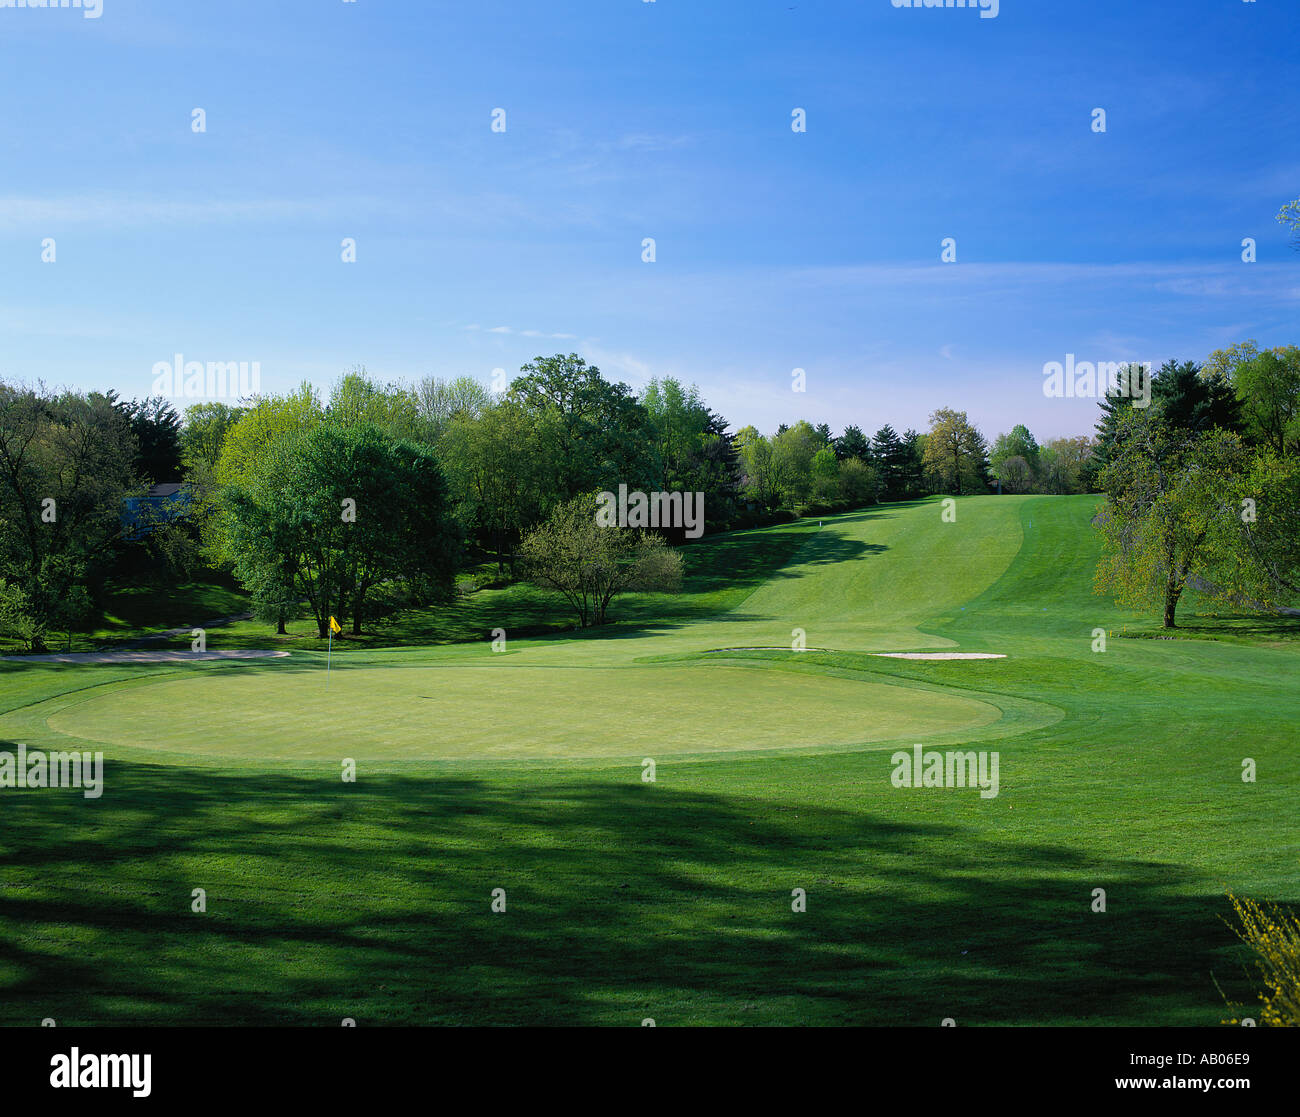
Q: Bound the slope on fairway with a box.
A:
[675,497,1027,654]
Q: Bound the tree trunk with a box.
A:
[276,606,287,636]
[1163,582,1181,628]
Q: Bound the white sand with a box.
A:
[871,652,1006,660]
[2,649,291,664]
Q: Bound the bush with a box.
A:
[1221,893,1300,1026]
[520,494,683,626]
[0,580,44,652]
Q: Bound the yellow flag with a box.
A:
[329,616,342,634]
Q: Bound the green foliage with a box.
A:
[1277,197,1300,251]
[771,421,822,505]
[1222,894,1300,1027]
[416,375,492,441]
[1037,436,1095,495]
[641,378,744,531]
[922,408,988,495]
[810,446,841,502]
[180,402,247,481]
[224,423,459,638]
[737,426,779,510]
[509,353,657,501]
[0,578,42,652]
[1151,358,1241,434]
[990,424,1039,481]
[114,395,183,483]
[440,398,550,572]
[871,424,908,500]
[327,368,424,441]
[0,381,140,650]
[835,424,871,462]
[1233,346,1300,456]
[1094,410,1252,627]
[519,493,683,627]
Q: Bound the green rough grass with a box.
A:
[0,495,1296,1026]
[31,514,824,655]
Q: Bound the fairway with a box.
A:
[40,662,1002,763]
[2,494,1297,1027]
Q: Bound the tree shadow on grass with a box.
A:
[0,756,1258,1026]
[1161,614,1300,643]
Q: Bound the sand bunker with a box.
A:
[871,652,1006,661]
[2,649,290,665]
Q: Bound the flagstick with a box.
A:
[326,625,333,687]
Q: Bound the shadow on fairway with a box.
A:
[0,755,1255,1026]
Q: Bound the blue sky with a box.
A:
[1,0,1296,441]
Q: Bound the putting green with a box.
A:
[44,662,1002,765]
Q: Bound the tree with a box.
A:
[644,377,717,486]
[180,402,246,481]
[771,421,821,505]
[1151,359,1241,434]
[872,425,908,500]
[922,408,988,495]
[1278,197,1300,251]
[1234,347,1300,457]
[811,446,840,502]
[1094,410,1250,628]
[1038,436,1094,495]
[837,458,878,506]
[685,409,744,532]
[737,428,779,509]
[510,353,657,501]
[1091,364,1150,478]
[834,425,871,463]
[116,395,183,483]
[1204,340,1261,383]
[996,455,1033,494]
[0,383,139,650]
[327,369,423,442]
[901,429,927,497]
[214,384,323,491]
[441,398,549,573]
[519,494,682,627]
[415,375,492,441]
[1227,450,1300,599]
[224,423,459,638]
[990,425,1039,480]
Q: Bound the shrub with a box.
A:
[1221,893,1300,1026]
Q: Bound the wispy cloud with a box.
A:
[0,194,350,231]
[464,324,576,340]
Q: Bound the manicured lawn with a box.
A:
[0,495,1295,1025]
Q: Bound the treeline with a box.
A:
[1091,345,1300,627]
[0,385,191,651]
[3,342,1296,645]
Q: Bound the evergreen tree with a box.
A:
[871,424,906,500]
[1150,359,1242,434]
[835,424,872,463]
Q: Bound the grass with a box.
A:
[10,514,823,655]
[0,494,1296,1025]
